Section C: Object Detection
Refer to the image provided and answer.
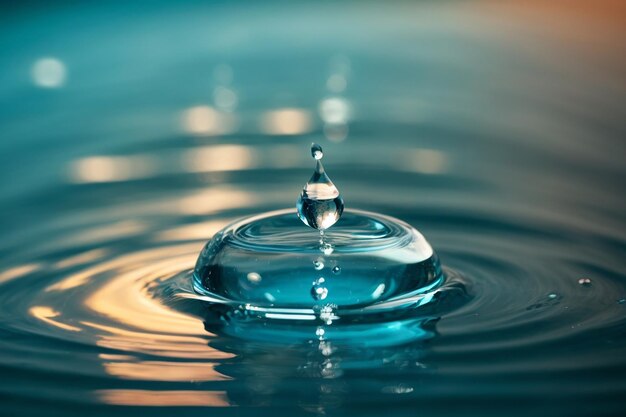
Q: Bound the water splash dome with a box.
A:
[193,144,460,341]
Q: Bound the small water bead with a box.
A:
[578,277,592,287]
[311,143,323,160]
[321,242,334,255]
[332,266,341,275]
[548,293,558,299]
[313,259,324,270]
[311,277,328,301]
[297,143,344,231]
[316,327,325,339]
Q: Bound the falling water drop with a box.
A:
[297,143,344,231]
[311,143,324,160]
[311,277,328,301]
[316,326,326,339]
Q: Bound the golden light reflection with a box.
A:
[54,248,109,269]
[177,187,256,215]
[154,220,229,242]
[69,156,156,183]
[0,263,40,284]
[400,149,449,174]
[75,245,233,359]
[260,108,313,135]
[97,389,232,407]
[183,145,256,173]
[31,57,66,88]
[181,105,236,136]
[60,220,146,249]
[29,306,81,332]
[101,358,230,382]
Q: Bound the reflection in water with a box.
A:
[102,358,231,381]
[31,57,66,88]
[177,187,255,215]
[29,306,81,332]
[70,156,156,183]
[260,108,313,135]
[97,389,232,407]
[399,149,449,174]
[183,145,256,173]
[181,105,237,136]
[0,264,41,284]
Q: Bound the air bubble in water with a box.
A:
[332,266,341,275]
[578,278,592,287]
[313,259,324,270]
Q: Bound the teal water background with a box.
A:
[0,1,625,416]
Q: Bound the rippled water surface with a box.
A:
[1,2,625,416]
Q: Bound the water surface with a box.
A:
[1,1,625,416]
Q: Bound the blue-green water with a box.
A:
[1,1,625,416]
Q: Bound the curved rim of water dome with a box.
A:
[190,208,467,323]
[220,208,435,258]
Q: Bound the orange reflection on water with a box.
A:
[101,358,231,382]
[177,187,256,215]
[184,145,256,173]
[261,108,313,135]
[77,245,232,359]
[154,220,230,242]
[97,389,232,407]
[54,248,109,269]
[69,156,156,183]
[29,306,81,332]
[0,263,41,284]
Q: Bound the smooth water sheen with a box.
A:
[1,2,625,416]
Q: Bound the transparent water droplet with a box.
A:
[297,143,344,230]
[548,293,558,299]
[311,277,328,300]
[311,142,324,160]
[313,259,324,270]
[316,326,325,339]
[321,242,334,255]
[332,266,341,275]
[578,277,592,287]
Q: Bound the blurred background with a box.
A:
[0,1,625,416]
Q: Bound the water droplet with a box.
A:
[321,242,334,255]
[578,277,592,287]
[618,298,626,305]
[311,278,328,300]
[548,293,558,299]
[332,266,341,275]
[311,142,324,160]
[313,259,324,270]
[297,143,344,230]
[316,326,325,339]
[319,340,334,356]
[319,304,336,325]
